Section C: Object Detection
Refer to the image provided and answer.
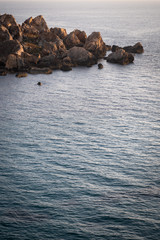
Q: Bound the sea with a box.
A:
[0,1,160,239]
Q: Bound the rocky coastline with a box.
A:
[0,14,144,77]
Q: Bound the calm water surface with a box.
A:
[0,1,160,239]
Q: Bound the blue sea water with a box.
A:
[0,1,160,239]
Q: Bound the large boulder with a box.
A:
[0,40,24,63]
[0,25,13,42]
[64,32,82,49]
[67,46,97,66]
[84,32,106,58]
[50,27,67,40]
[107,49,134,65]
[123,42,144,54]
[64,29,87,49]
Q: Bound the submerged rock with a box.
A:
[98,63,103,69]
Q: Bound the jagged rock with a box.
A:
[16,72,28,78]
[98,63,103,69]
[84,32,106,58]
[0,25,13,42]
[123,42,144,54]
[67,46,97,66]
[107,49,134,65]
[30,67,52,74]
[23,15,49,33]
[0,40,24,63]
[50,27,67,40]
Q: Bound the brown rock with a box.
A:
[0,14,17,28]
[30,67,52,74]
[98,63,103,69]
[0,14,22,41]
[50,27,67,40]
[37,54,61,69]
[74,29,87,43]
[123,42,144,54]
[111,45,122,52]
[23,15,49,33]
[16,72,28,78]
[67,46,97,66]
[64,32,82,49]
[21,52,39,65]
[5,54,25,70]
[0,25,13,42]
[107,49,134,65]
[84,32,106,58]
[0,40,24,63]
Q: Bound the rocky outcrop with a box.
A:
[67,46,97,66]
[107,49,134,65]
[84,32,106,58]
[0,13,144,75]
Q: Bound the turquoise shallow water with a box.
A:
[0,1,160,239]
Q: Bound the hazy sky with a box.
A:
[3,0,160,2]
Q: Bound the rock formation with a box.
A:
[0,13,144,75]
